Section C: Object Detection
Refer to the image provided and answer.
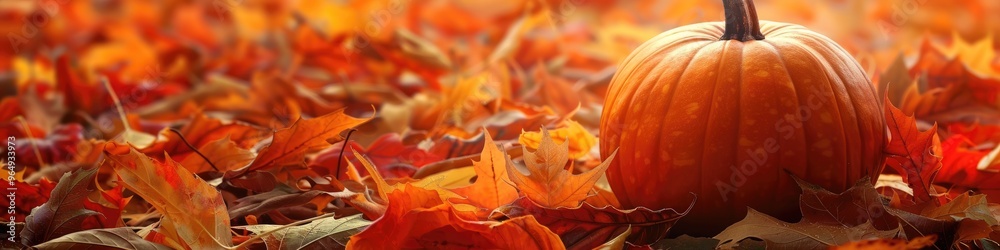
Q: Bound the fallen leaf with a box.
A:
[884,98,943,203]
[714,209,902,249]
[519,120,597,159]
[231,108,370,176]
[502,197,690,248]
[33,228,172,250]
[347,184,565,249]
[507,128,617,208]
[831,235,937,250]
[21,166,101,246]
[449,132,519,219]
[104,142,232,249]
[241,214,371,250]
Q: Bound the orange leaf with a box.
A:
[347,184,564,249]
[232,108,370,175]
[508,128,617,208]
[831,235,937,250]
[884,99,943,204]
[104,143,232,249]
[449,132,519,219]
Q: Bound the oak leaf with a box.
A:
[507,128,617,208]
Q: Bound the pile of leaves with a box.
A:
[1,0,1000,249]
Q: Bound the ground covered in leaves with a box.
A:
[1,0,1000,249]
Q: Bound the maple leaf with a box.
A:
[33,228,172,250]
[241,214,371,249]
[229,108,370,177]
[104,142,232,249]
[21,166,101,246]
[884,98,943,203]
[347,184,564,249]
[502,197,691,248]
[507,128,617,208]
[449,132,519,219]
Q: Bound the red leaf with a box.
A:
[884,98,943,203]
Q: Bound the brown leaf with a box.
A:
[240,214,371,250]
[33,228,172,250]
[502,197,690,249]
[21,166,100,246]
[714,209,902,249]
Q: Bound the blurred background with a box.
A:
[1,0,998,185]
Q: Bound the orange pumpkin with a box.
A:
[599,0,886,235]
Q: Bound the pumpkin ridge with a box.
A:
[639,42,712,203]
[614,41,700,206]
[797,33,871,189]
[789,38,856,189]
[697,41,732,216]
[759,39,799,205]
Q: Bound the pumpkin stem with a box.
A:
[720,0,765,41]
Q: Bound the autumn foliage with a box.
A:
[1,0,1000,249]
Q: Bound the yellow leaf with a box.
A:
[520,120,597,159]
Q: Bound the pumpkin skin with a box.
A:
[598,11,886,235]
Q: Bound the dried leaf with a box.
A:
[33,228,172,250]
[714,209,902,249]
[21,166,100,246]
[503,197,691,248]
[242,214,371,250]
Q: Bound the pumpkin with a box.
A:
[599,0,886,236]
